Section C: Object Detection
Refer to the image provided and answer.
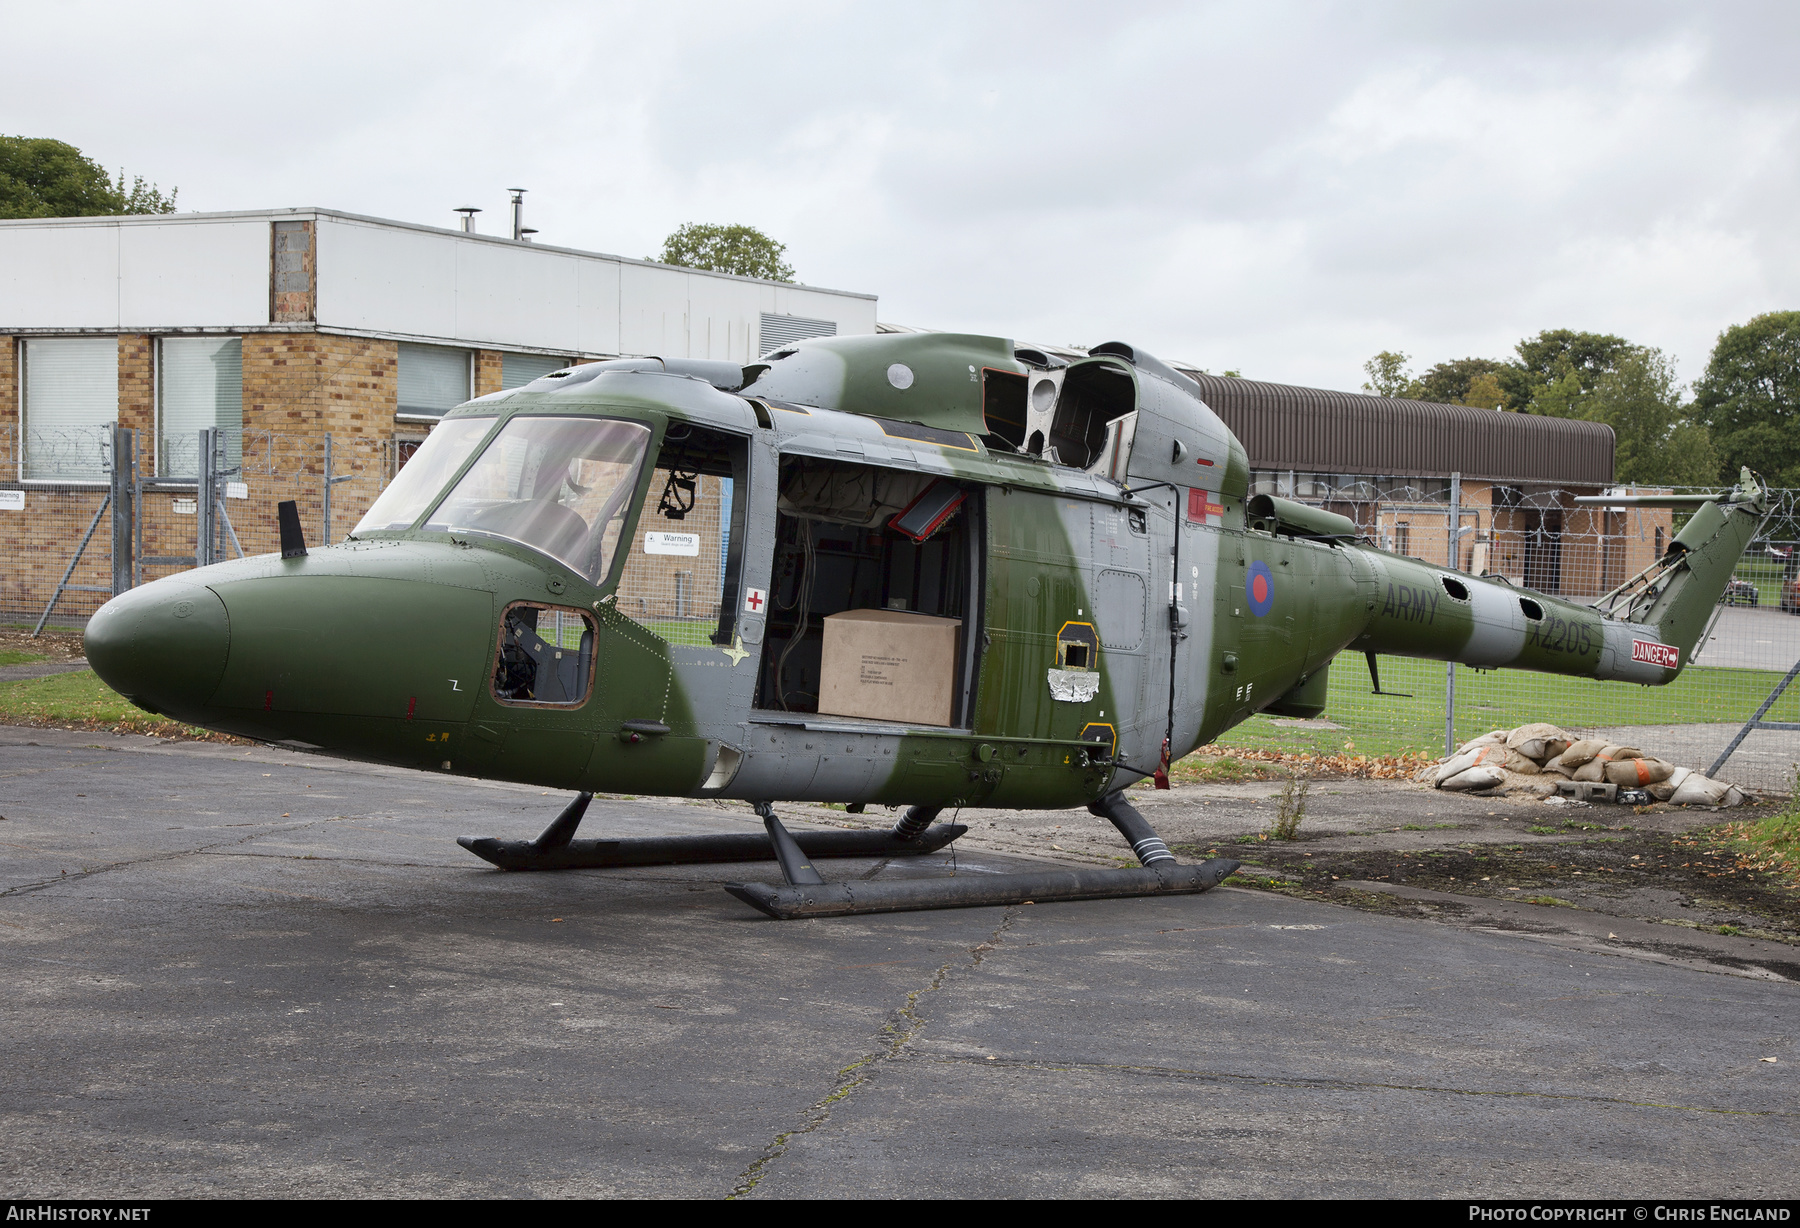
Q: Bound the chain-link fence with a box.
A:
[2,424,123,630]
[2,424,399,632]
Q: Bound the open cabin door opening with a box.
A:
[754,454,979,727]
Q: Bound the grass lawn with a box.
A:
[0,651,48,667]
[630,617,720,647]
[1722,805,1800,885]
[0,669,224,739]
[1212,651,1800,759]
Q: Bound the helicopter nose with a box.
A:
[84,578,230,718]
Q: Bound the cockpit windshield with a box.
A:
[352,416,495,535]
[424,416,652,583]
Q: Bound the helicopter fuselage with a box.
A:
[83,333,1734,815]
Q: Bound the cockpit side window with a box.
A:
[426,416,652,584]
[493,603,596,706]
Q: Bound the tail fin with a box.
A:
[1588,468,1768,666]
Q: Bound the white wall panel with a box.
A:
[695,279,768,362]
[315,217,459,338]
[0,211,876,358]
[574,258,622,355]
[617,262,693,357]
[453,241,583,351]
[119,219,269,327]
[0,223,121,329]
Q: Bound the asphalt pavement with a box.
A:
[1692,605,1800,671]
[1,727,1795,1199]
[0,658,92,683]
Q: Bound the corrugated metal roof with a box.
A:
[1176,370,1614,486]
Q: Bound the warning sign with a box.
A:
[644,531,700,556]
[1631,639,1679,669]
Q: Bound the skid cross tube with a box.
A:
[1089,790,1175,865]
[759,806,826,885]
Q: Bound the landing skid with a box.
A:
[456,791,1240,919]
[457,793,966,871]
[724,860,1240,919]
[722,791,1240,918]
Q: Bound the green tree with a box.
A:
[1460,371,1507,409]
[1692,310,1800,487]
[0,136,177,219]
[1414,357,1505,406]
[1500,328,1632,414]
[1582,348,1718,486]
[1361,350,1417,398]
[655,223,793,282]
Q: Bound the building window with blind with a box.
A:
[501,352,569,390]
[22,336,118,482]
[758,313,836,358]
[158,336,243,478]
[398,343,473,420]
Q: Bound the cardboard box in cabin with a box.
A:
[817,609,961,727]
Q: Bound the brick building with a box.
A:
[0,208,877,623]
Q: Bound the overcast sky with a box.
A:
[8,1,1798,390]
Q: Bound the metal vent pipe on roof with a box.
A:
[508,189,526,241]
[455,207,481,234]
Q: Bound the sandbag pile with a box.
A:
[1421,723,1746,806]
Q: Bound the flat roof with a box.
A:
[0,208,878,362]
[1178,369,1614,487]
[0,207,876,300]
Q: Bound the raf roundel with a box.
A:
[1245,560,1275,617]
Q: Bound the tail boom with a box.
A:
[1346,469,1767,687]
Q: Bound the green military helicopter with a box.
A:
[84,332,1767,919]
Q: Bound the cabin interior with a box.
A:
[754,454,976,724]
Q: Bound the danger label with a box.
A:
[1631,639,1679,669]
